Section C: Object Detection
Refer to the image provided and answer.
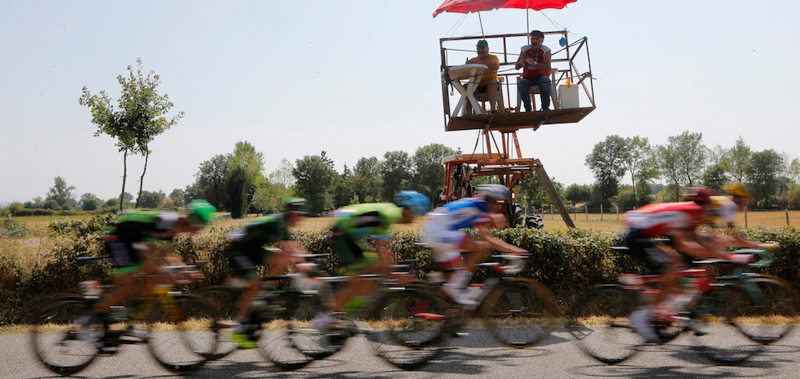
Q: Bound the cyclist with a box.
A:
[312,191,430,331]
[79,200,216,345]
[423,184,527,305]
[622,188,732,342]
[225,198,311,348]
[705,183,767,249]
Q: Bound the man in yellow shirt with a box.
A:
[467,39,500,112]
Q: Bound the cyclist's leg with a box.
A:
[625,230,674,342]
[93,241,147,314]
[331,252,380,313]
[227,243,262,320]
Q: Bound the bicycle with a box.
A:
[30,257,221,376]
[569,248,788,365]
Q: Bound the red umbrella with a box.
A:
[432,0,576,18]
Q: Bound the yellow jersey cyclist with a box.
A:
[78,200,216,345]
[705,183,774,250]
[225,198,311,348]
[312,191,431,331]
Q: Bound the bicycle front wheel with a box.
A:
[691,286,762,364]
[568,285,641,365]
[373,287,448,370]
[481,278,558,348]
[30,296,100,376]
[146,294,220,374]
[732,276,798,344]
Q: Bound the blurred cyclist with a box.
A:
[423,184,527,305]
[312,191,430,331]
[79,200,216,345]
[705,183,771,250]
[225,198,311,348]
[622,188,731,342]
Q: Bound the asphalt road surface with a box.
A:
[5,328,800,378]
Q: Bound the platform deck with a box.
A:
[445,107,595,132]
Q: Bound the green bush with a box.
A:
[3,222,799,325]
[0,216,28,238]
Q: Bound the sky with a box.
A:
[1,0,799,203]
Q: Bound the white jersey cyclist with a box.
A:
[423,197,491,266]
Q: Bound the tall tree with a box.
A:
[585,135,627,204]
[80,58,182,211]
[195,154,230,209]
[702,164,729,193]
[79,193,102,211]
[225,141,265,218]
[380,151,413,201]
[293,153,338,214]
[671,131,707,188]
[271,158,296,188]
[746,149,784,206]
[620,136,652,206]
[46,176,76,208]
[354,156,382,202]
[658,144,682,201]
[727,137,752,183]
[413,143,458,201]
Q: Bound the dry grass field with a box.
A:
[2,211,798,272]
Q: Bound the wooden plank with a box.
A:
[536,165,576,228]
[445,107,595,132]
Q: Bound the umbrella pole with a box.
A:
[478,11,484,37]
[526,0,530,43]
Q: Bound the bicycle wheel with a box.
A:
[146,294,220,374]
[258,291,332,370]
[373,287,448,370]
[732,276,798,344]
[481,278,558,348]
[569,285,641,365]
[691,286,762,364]
[198,286,239,360]
[30,296,100,376]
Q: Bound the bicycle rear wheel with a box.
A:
[30,296,100,376]
[732,276,798,344]
[481,278,558,348]
[569,285,641,365]
[258,292,334,370]
[691,286,762,364]
[198,286,239,360]
[146,294,220,374]
[373,287,448,370]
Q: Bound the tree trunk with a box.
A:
[134,151,149,208]
[119,148,128,212]
[631,174,637,207]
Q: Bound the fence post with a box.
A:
[616,206,620,221]
[585,205,588,221]
[744,206,748,228]
[550,203,554,220]
[787,209,791,226]
[600,204,604,221]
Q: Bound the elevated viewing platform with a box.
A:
[440,31,595,132]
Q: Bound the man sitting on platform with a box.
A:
[516,30,552,112]
[466,39,500,113]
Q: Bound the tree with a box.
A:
[787,158,800,193]
[518,175,562,208]
[138,190,165,209]
[225,141,265,218]
[620,136,653,206]
[354,156,383,202]
[46,176,76,208]
[702,164,729,193]
[271,159,296,189]
[168,188,185,207]
[195,154,229,209]
[80,58,183,211]
[332,165,359,208]
[727,137,752,183]
[380,151,413,201]
[293,153,338,214]
[563,184,592,205]
[585,135,627,204]
[252,179,293,215]
[671,131,706,188]
[658,144,682,201]
[412,143,458,202]
[746,149,784,206]
[79,193,102,211]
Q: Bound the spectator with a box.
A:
[466,39,500,113]
[515,30,552,112]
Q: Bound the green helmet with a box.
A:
[284,198,310,214]
[186,199,216,226]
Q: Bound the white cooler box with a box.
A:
[558,84,580,109]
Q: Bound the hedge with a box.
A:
[1,214,798,325]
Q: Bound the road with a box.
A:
[4,328,800,378]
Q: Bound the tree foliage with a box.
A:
[747,149,784,206]
[380,151,413,201]
[46,177,76,208]
[412,143,458,202]
[293,152,338,214]
[585,135,627,204]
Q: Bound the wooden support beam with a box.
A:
[535,164,576,228]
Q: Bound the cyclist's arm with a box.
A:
[673,231,729,260]
[276,240,308,263]
[373,239,393,273]
[477,225,526,254]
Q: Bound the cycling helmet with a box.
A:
[393,191,432,216]
[475,184,510,202]
[185,199,217,226]
[723,183,754,199]
[284,197,310,214]
[683,188,715,205]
